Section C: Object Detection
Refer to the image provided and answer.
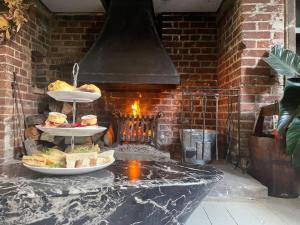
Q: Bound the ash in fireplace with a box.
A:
[104,144,171,162]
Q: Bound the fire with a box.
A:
[131,99,141,118]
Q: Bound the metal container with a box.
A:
[180,129,217,164]
[196,141,212,161]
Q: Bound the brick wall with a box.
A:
[98,13,216,158]
[48,15,105,84]
[0,7,50,159]
[0,1,287,160]
[217,0,285,158]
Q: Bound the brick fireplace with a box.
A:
[0,0,285,162]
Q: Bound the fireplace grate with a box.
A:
[115,112,162,147]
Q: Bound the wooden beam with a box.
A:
[285,0,296,51]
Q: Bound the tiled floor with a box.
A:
[186,197,300,225]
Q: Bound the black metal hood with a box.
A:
[78,0,180,86]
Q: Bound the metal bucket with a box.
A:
[180,129,217,165]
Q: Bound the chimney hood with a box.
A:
[78,0,180,86]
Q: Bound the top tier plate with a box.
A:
[47,91,101,103]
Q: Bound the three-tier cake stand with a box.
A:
[26,63,114,175]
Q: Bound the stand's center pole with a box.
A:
[71,63,79,151]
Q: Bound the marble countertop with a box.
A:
[0,160,222,225]
[0,160,222,198]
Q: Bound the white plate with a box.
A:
[47,91,101,103]
[36,125,107,136]
[23,158,115,175]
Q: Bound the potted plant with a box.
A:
[263,45,300,167]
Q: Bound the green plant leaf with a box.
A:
[286,117,300,167]
[286,117,300,155]
[263,45,300,77]
[277,78,300,134]
[292,145,300,167]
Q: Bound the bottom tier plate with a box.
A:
[23,158,115,175]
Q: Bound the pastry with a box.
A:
[65,152,98,168]
[48,80,75,92]
[78,84,101,94]
[81,115,97,126]
[22,155,47,167]
[45,112,68,127]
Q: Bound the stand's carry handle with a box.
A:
[71,63,79,151]
[72,63,79,88]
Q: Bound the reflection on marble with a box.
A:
[0,160,222,225]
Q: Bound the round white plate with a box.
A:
[36,125,107,136]
[47,91,101,103]
[23,158,115,175]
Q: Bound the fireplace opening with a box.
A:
[114,94,161,147]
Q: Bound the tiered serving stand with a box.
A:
[24,63,114,175]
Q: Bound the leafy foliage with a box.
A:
[263,45,300,78]
[0,0,31,44]
[286,118,300,166]
[277,78,300,135]
[264,45,300,167]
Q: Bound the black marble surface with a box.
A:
[0,160,222,225]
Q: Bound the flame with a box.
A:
[131,99,141,118]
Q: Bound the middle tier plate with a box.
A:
[36,125,107,136]
[47,91,101,103]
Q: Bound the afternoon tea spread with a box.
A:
[22,64,113,175]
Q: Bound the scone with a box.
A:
[81,115,97,126]
[45,112,68,127]
[78,84,101,94]
[48,80,75,91]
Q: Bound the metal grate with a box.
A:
[114,112,162,147]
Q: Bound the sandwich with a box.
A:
[97,150,114,165]
[81,115,97,126]
[22,155,47,167]
[48,80,75,91]
[45,112,68,127]
[36,148,66,168]
[78,84,101,94]
[65,152,98,168]
[65,144,100,153]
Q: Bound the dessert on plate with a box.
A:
[45,112,68,127]
[81,115,97,126]
[78,84,101,94]
[48,80,75,91]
